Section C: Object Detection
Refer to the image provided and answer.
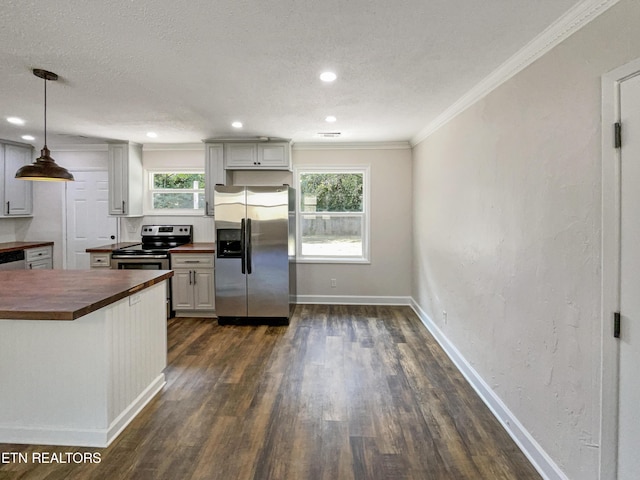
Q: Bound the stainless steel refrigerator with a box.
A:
[214,185,296,324]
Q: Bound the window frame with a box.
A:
[144,169,206,216]
[294,165,371,264]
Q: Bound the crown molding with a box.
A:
[293,141,411,151]
[142,143,204,151]
[49,143,109,152]
[411,0,621,147]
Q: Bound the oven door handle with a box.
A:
[111,255,169,259]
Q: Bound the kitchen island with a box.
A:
[0,269,173,447]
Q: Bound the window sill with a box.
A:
[295,257,371,265]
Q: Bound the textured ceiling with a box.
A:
[0,0,583,146]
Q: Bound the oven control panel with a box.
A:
[141,225,193,236]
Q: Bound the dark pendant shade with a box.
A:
[15,68,74,182]
[15,146,74,181]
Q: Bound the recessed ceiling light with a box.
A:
[146,132,158,138]
[320,72,337,82]
[232,121,243,128]
[21,135,35,141]
[7,116,25,125]
[325,116,337,123]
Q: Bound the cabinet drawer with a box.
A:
[25,246,52,262]
[90,253,111,268]
[171,254,214,268]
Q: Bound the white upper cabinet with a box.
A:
[224,141,291,171]
[204,143,232,216]
[108,142,143,216]
[1,142,33,217]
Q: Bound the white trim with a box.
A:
[296,295,411,306]
[294,165,371,264]
[410,300,568,480]
[144,168,206,216]
[105,374,165,447]
[142,143,204,151]
[49,143,109,152]
[411,0,621,146]
[599,57,640,480]
[293,141,411,151]
[0,375,164,448]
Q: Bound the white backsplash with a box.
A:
[119,215,214,243]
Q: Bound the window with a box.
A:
[295,166,370,263]
[146,171,205,214]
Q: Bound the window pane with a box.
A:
[153,173,205,189]
[300,214,363,257]
[300,173,363,212]
[153,192,200,209]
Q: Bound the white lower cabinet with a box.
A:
[25,245,53,269]
[171,253,215,316]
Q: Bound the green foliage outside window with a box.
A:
[151,173,205,210]
[300,173,363,212]
[153,173,205,189]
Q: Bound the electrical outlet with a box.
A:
[330,278,337,288]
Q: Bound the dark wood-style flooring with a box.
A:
[0,305,540,480]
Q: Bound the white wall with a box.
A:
[411,0,640,478]
[294,146,412,301]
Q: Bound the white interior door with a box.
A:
[618,72,640,480]
[65,170,117,269]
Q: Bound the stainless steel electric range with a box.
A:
[111,225,193,317]
[111,225,193,270]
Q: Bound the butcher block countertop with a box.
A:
[85,242,141,253]
[0,269,173,321]
[0,241,54,253]
[169,243,215,254]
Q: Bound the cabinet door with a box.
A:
[205,143,225,216]
[171,269,195,309]
[4,144,33,216]
[108,144,127,214]
[224,144,257,168]
[257,143,290,169]
[193,269,215,310]
[108,143,143,216]
[26,259,52,269]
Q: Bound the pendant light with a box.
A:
[15,69,74,182]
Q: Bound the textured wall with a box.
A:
[411,1,640,478]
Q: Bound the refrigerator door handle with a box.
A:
[246,218,253,274]
[241,218,246,274]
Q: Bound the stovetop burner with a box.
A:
[112,225,193,258]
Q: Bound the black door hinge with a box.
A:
[614,312,621,338]
[615,122,622,149]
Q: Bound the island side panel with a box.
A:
[106,282,167,431]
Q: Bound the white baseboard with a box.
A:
[105,374,166,447]
[296,295,412,306]
[0,375,165,448]
[410,300,568,480]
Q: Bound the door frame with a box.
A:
[600,57,640,480]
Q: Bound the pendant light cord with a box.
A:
[43,75,47,147]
